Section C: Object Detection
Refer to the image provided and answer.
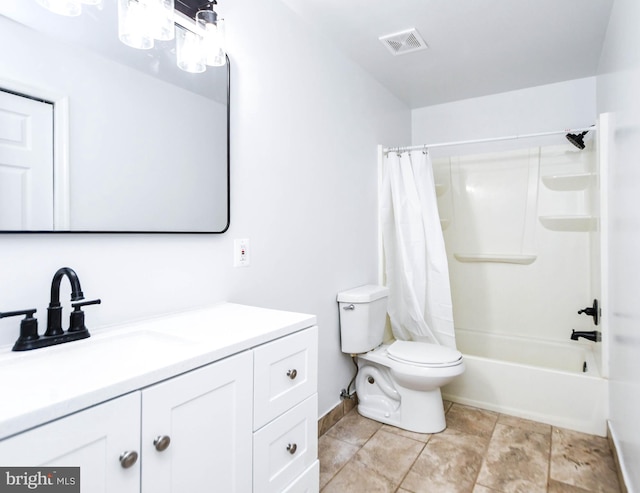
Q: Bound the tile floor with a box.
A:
[319,402,621,493]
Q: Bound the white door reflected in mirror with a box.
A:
[0,90,54,231]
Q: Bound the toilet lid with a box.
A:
[387,340,462,367]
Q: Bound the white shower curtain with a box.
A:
[381,150,456,349]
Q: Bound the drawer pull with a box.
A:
[119,450,138,469]
[153,435,171,452]
[286,369,298,380]
[286,443,298,455]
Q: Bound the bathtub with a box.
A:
[442,328,607,436]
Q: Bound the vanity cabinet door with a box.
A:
[141,351,253,493]
[0,392,141,493]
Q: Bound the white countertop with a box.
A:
[0,303,316,440]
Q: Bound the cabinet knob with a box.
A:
[119,450,138,469]
[286,369,298,380]
[286,443,297,455]
[153,435,171,452]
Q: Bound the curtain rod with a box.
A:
[383,126,596,154]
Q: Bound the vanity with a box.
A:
[0,303,319,492]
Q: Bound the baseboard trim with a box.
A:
[317,394,358,437]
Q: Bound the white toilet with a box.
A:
[337,284,465,433]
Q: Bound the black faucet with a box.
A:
[0,267,100,351]
[570,330,601,342]
[46,267,85,337]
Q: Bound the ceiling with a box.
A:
[280,0,615,109]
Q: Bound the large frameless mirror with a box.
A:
[0,0,230,233]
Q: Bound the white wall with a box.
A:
[0,0,410,418]
[597,0,640,489]
[412,77,597,150]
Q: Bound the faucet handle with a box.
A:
[0,308,37,320]
[1,309,40,351]
[71,299,101,310]
[577,299,599,326]
[69,299,101,333]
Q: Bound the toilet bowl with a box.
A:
[356,341,464,433]
[337,285,465,433]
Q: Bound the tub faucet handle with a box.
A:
[577,299,599,326]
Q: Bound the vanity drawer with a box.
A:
[253,394,318,493]
[282,460,319,493]
[253,326,318,429]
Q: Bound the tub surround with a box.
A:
[0,303,316,440]
[433,142,600,347]
[429,138,606,437]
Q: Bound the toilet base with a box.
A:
[357,386,447,434]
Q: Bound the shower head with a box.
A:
[566,129,590,150]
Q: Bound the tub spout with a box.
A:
[570,330,601,342]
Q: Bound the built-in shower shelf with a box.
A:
[541,172,594,191]
[440,218,451,230]
[538,215,597,232]
[454,253,537,265]
[435,183,448,197]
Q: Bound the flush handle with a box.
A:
[342,304,355,310]
[287,369,298,380]
[153,435,171,452]
[119,450,138,469]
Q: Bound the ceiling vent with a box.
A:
[379,28,428,56]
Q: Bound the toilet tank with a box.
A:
[337,285,389,354]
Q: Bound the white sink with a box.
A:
[0,330,197,394]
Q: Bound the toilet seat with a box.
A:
[387,340,462,368]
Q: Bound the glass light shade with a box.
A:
[36,0,82,16]
[118,0,154,50]
[208,18,226,67]
[176,27,206,73]
[149,0,175,41]
[196,12,226,67]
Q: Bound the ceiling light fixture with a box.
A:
[35,0,226,73]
